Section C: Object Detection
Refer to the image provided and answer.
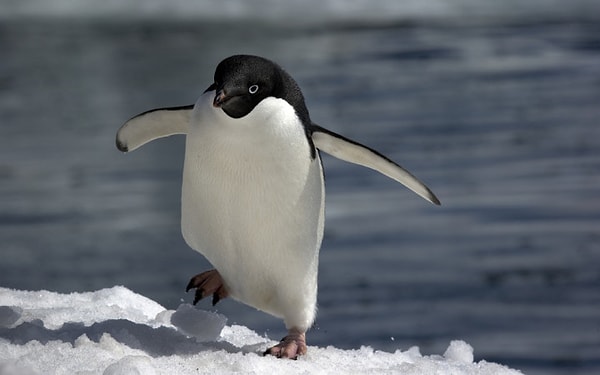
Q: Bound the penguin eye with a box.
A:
[248,85,259,94]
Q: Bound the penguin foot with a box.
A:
[263,328,307,359]
[185,269,229,306]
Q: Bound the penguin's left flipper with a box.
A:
[311,124,441,205]
[116,105,194,152]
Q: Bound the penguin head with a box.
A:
[206,55,279,119]
[206,55,310,123]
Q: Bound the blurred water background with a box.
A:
[1,1,599,374]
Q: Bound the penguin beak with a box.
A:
[213,89,228,108]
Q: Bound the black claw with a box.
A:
[192,289,204,305]
[212,285,226,306]
[211,293,220,306]
[185,280,194,292]
[186,275,202,292]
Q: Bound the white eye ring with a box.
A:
[249,85,259,94]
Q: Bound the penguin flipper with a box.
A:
[116,105,193,152]
[311,124,440,205]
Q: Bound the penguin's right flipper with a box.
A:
[116,105,193,152]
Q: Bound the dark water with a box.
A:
[1,17,599,375]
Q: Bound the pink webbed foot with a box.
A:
[264,328,307,359]
[185,269,229,306]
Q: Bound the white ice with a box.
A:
[0,286,522,375]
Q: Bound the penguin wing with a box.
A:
[311,124,440,205]
[116,105,193,152]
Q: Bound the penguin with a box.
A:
[116,55,440,359]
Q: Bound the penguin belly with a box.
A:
[181,94,325,331]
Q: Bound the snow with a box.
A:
[0,286,522,375]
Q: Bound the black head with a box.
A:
[205,55,310,122]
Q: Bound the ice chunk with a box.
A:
[444,340,475,363]
[0,306,22,328]
[170,304,227,342]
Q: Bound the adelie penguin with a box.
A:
[116,55,440,359]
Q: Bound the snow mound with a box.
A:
[0,286,522,375]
